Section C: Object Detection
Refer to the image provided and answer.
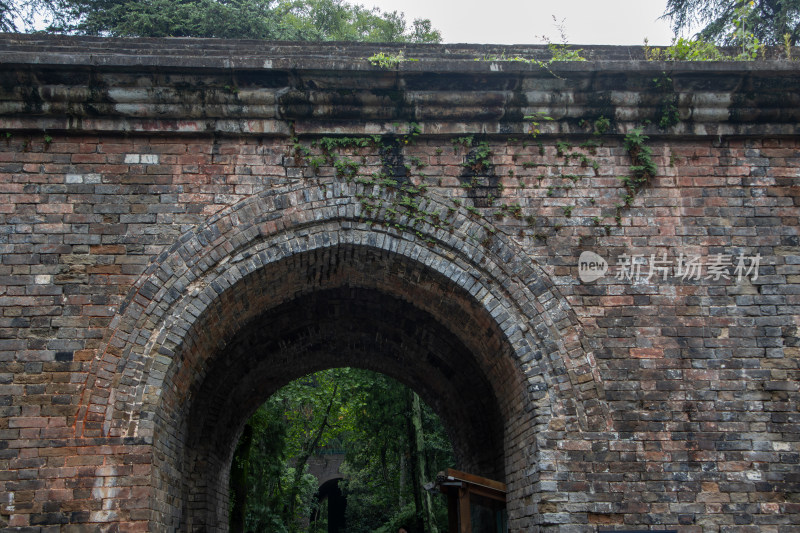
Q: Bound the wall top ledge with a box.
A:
[1,33,799,72]
[1,34,799,138]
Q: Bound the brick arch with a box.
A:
[308,454,345,490]
[77,181,607,530]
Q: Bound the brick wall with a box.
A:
[0,36,798,532]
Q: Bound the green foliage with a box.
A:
[730,1,766,58]
[408,155,426,168]
[606,126,658,225]
[307,155,325,172]
[541,16,586,61]
[644,33,766,61]
[623,127,656,187]
[0,0,18,31]
[229,369,373,532]
[446,135,495,174]
[292,126,472,240]
[623,128,656,180]
[650,2,768,61]
[0,0,59,32]
[555,140,572,157]
[316,135,375,152]
[230,400,293,532]
[451,135,473,153]
[51,0,302,38]
[341,374,451,533]
[647,36,724,60]
[652,74,681,129]
[277,370,359,454]
[547,42,586,62]
[333,156,360,179]
[25,0,441,41]
[368,50,417,68]
[403,122,422,145]
[1,0,23,31]
[464,141,492,173]
[230,368,453,533]
[663,0,797,46]
[525,113,554,138]
[301,134,378,180]
[474,18,584,83]
[593,116,611,135]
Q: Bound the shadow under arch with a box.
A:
[76,182,608,531]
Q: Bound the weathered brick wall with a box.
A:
[0,35,798,532]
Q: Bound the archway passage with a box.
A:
[190,283,505,469]
[315,479,345,533]
[173,246,514,530]
[83,183,605,531]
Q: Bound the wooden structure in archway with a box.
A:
[435,469,507,533]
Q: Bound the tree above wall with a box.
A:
[663,0,800,45]
[0,0,442,42]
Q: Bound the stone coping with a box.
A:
[1,32,796,71]
[1,33,799,137]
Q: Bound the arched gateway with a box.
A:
[4,34,798,533]
[77,182,607,530]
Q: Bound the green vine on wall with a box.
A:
[289,123,489,248]
[3,131,55,152]
[286,107,662,250]
[511,114,661,234]
[463,141,493,173]
[653,74,680,129]
[609,127,657,226]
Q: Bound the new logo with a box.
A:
[578,251,608,283]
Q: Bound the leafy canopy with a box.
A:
[1,0,56,32]
[230,368,454,533]
[340,372,452,533]
[664,0,800,45]
[2,0,442,42]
